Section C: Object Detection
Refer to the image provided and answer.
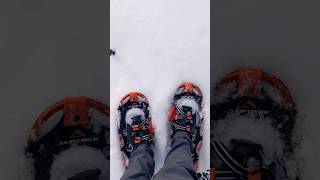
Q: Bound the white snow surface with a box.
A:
[110,0,210,179]
[0,1,108,179]
[50,146,109,180]
[176,97,200,115]
[213,1,320,178]
[213,116,284,166]
[125,108,146,125]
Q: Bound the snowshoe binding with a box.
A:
[22,97,109,180]
[117,92,155,167]
[168,83,204,173]
[211,68,299,180]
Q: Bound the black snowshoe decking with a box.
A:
[24,97,109,180]
[211,68,298,180]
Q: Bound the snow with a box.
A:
[175,97,200,115]
[110,0,210,179]
[212,1,320,179]
[262,82,285,106]
[0,1,108,179]
[213,82,237,104]
[19,155,34,180]
[50,146,109,180]
[213,116,284,166]
[2,0,319,179]
[125,108,146,125]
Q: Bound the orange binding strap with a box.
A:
[168,106,178,121]
[31,96,108,131]
[63,97,89,127]
[184,83,194,93]
[238,68,262,97]
[129,92,139,102]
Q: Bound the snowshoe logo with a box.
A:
[57,137,100,146]
[234,109,268,118]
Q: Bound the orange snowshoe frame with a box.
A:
[29,96,109,142]
[215,68,295,111]
[25,96,109,180]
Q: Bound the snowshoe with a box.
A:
[211,68,299,180]
[21,97,109,180]
[117,92,155,167]
[168,83,204,172]
[197,171,210,180]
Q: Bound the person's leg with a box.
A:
[154,83,204,180]
[121,144,155,180]
[153,131,197,180]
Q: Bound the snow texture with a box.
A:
[212,1,320,179]
[0,0,108,179]
[50,146,109,180]
[19,155,34,180]
[213,116,284,166]
[176,97,200,115]
[110,0,210,179]
[125,108,146,125]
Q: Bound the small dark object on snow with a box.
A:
[109,49,116,56]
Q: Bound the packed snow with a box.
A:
[213,116,284,166]
[212,1,320,179]
[0,0,108,179]
[125,108,146,125]
[110,0,210,179]
[50,146,109,180]
[175,97,201,115]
